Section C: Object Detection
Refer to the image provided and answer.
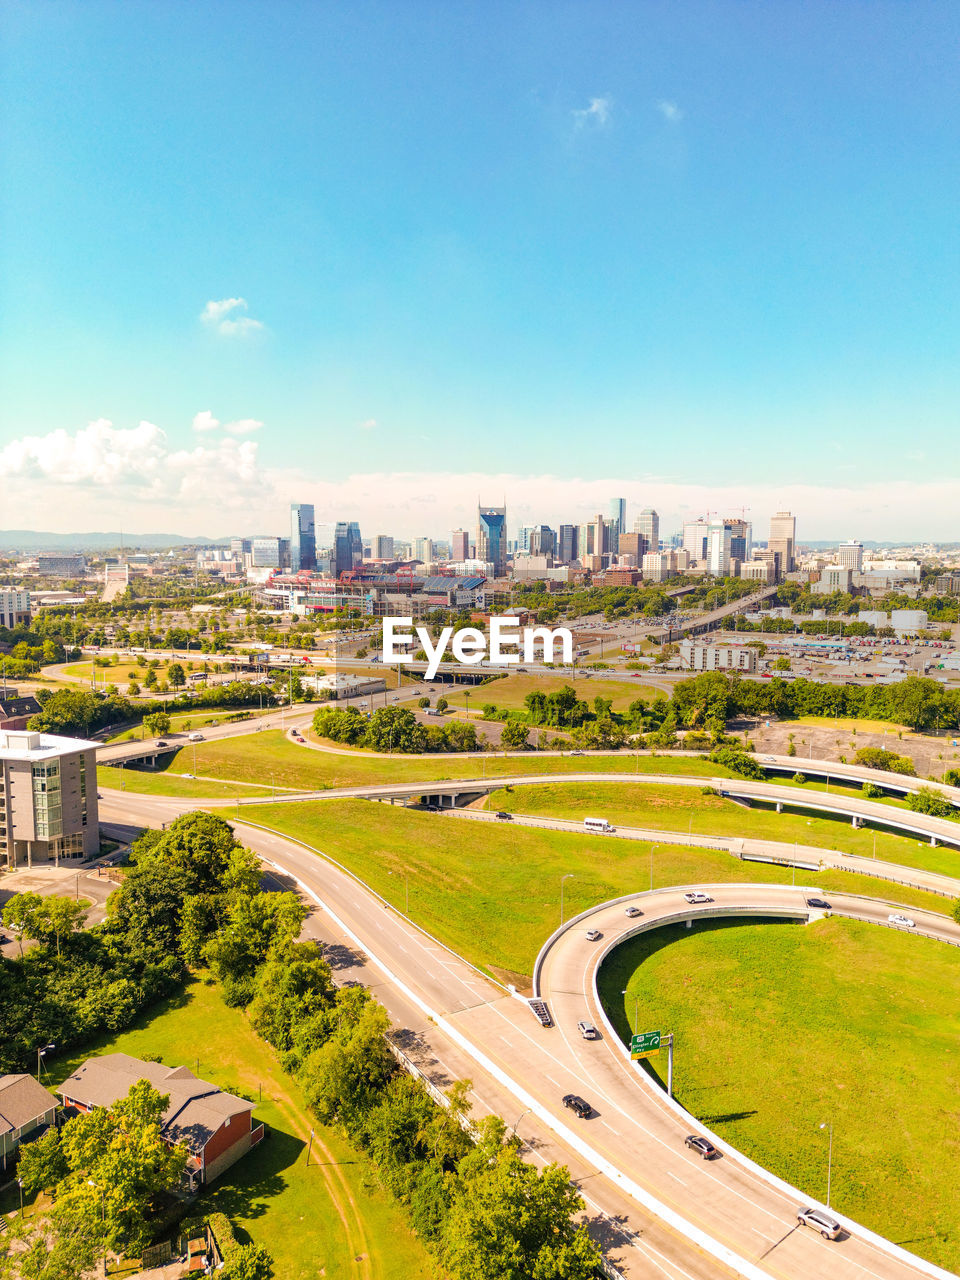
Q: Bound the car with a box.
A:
[624,905,642,918]
[188,732,204,742]
[562,1094,592,1118]
[683,892,712,905]
[577,1021,600,1040]
[182,773,195,779]
[684,1135,718,1159]
[796,1207,842,1240]
[585,928,602,941]
[495,811,512,821]
[806,898,831,910]
[888,913,916,928]
[155,740,168,747]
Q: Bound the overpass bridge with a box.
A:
[654,585,778,642]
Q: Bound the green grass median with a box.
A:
[598,916,960,1272]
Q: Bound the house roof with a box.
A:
[0,697,42,719]
[0,1074,58,1138]
[57,1053,251,1153]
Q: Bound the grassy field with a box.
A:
[47,979,438,1280]
[597,917,960,1271]
[105,710,259,743]
[481,780,960,880]
[152,729,729,792]
[444,672,660,713]
[235,799,950,984]
[97,766,273,799]
[65,660,178,683]
[791,715,915,735]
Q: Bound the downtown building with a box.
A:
[0,730,99,869]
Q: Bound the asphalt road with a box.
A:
[98,788,958,1280]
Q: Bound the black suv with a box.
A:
[562,1094,592,1119]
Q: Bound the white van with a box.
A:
[188,732,204,742]
[583,817,613,834]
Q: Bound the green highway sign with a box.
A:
[630,1030,661,1060]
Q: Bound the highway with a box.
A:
[97,784,959,1280]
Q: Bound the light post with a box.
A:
[37,1042,55,1081]
[17,1177,23,1218]
[819,1121,834,1208]
[650,844,658,892]
[560,873,574,925]
[621,988,639,1030]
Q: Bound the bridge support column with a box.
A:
[775,801,782,813]
[851,815,859,828]
[931,835,938,847]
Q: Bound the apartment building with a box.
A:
[678,641,758,673]
[0,589,31,630]
[0,730,100,869]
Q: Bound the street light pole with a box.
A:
[819,1121,834,1208]
[650,844,658,892]
[560,873,574,925]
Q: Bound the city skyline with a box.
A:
[2,3,958,536]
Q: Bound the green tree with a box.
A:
[143,711,171,737]
[222,1243,274,1280]
[366,706,426,753]
[16,1128,69,1195]
[167,662,186,688]
[436,695,448,713]
[1,890,43,957]
[500,720,530,750]
[31,897,88,957]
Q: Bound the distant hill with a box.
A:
[0,530,228,552]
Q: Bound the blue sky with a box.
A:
[1,2,958,537]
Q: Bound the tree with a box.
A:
[500,720,530,750]
[418,697,431,709]
[905,787,956,818]
[143,711,171,737]
[772,656,791,671]
[32,897,88,957]
[167,662,186,688]
[300,999,394,1130]
[2,891,43,957]
[366,706,426,753]
[17,1127,69,1195]
[436,696,448,713]
[222,1243,274,1280]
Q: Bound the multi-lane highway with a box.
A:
[97,780,959,1280]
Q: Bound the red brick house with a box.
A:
[58,1053,264,1189]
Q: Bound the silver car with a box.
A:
[577,1021,600,1040]
[796,1207,842,1240]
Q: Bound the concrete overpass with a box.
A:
[653,586,779,643]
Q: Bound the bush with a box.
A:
[862,782,883,798]
[854,747,916,776]
[905,787,958,819]
[792,772,806,785]
[709,747,766,780]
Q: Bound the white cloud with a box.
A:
[200,297,264,337]
[573,96,611,128]
[192,410,220,433]
[656,100,683,123]
[223,418,264,436]
[1,422,957,540]
[359,418,378,431]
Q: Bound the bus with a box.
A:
[583,817,613,834]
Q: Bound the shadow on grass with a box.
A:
[200,1126,304,1223]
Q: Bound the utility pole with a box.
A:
[819,1121,833,1207]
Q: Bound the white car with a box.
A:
[888,913,915,928]
[683,892,712,905]
[585,929,602,941]
[624,906,642,918]
[577,1021,600,1040]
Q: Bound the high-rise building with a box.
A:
[451,529,469,561]
[635,508,660,558]
[413,537,435,564]
[726,517,752,565]
[251,537,284,569]
[769,511,796,577]
[373,534,395,560]
[333,521,363,578]
[707,521,732,576]
[530,525,556,557]
[837,540,864,572]
[290,503,316,572]
[477,505,507,576]
[0,729,99,868]
[577,521,595,561]
[517,526,535,555]
[609,497,627,535]
[618,532,643,564]
[603,518,620,557]
[0,589,30,630]
[682,518,709,563]
[557,525,577,564]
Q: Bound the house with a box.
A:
[58,1053,264,1190]
[0,695,42,732]
[0,1074,58,1170]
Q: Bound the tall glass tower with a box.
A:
[333,521,363,578]
[290,503,316,572]
[477,505,507,576]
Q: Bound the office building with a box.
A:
[813,565,853,594]
[333,522,364,578]
[477,505,507,576]
[0,729,99,869]
[768,511,796,577]
[557,525,577,564]
[741,559,775,584]
[618,532,643,563]
[451,529,469,561]
[577,520,595,561]
[250,537,285,569]
[837,540,864,572]
[0,590,31,630]
[609,497,626,535]
[682,518,710,564]
[707,521,732,576]
[726,518,752,565]
[230,537,252,560]
[530,525,556,557]
[373,534,395,560]
[413,537,435,564]
[290,503,316,572]
[604,518,619,557]
[634,508,660,558]
[517,526,535,555]
[679,641,758,673]
[36,554,86,577]
[641,551,678,583]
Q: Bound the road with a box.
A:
[98,788,957,1280]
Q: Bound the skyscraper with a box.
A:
[290,503,316,572]
[609,497,627,535]
[414,537,435,563]
[838,540,864,571]
[557,525,577,563]
[635,508,660,558]
[477,505,507,575]
[333,521,363,578]
[452,529,469,560]
[373,534,395,559]
[768,511,797,577]
[707,521,732,576]
[726,517,752,565]
[682,518,709,563]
